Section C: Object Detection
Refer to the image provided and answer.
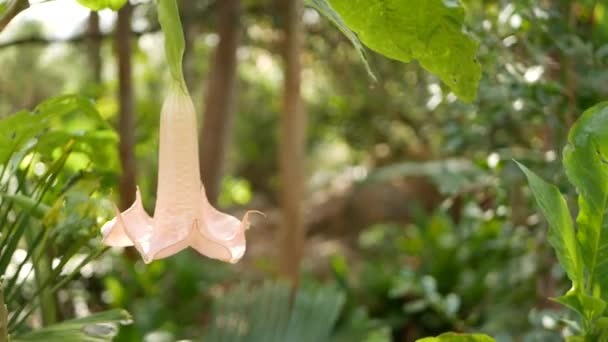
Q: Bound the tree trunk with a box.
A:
[87,11,102,84]
[199,0,241,204]
[278,0,305,285]
[116,3,137,210]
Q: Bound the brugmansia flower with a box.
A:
[101,86,250,263]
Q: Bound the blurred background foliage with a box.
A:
[0,0,607,341]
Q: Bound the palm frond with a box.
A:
[205,281,345,342]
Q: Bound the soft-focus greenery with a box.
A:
[0,95,128,340]
[0,0,606,341]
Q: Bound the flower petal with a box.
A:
[196,186,248,263]
[190,224,240,263]
[143,224,192,262]
[101,188,152,247]
[141,214,194,263]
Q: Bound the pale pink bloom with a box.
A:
[101,87,249,263]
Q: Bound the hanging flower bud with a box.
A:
[101,86,249,263]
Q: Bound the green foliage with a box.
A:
[519,103,608,339]
[325,0,481,102]
[0,95,127,340]
[75,0,127,11]
[107,252,237,341]
[416,332,495,342]
[0,95,108,163]
[516,162,583,290]
[335,205,543,339]
[563,102,608,301]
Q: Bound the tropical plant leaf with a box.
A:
[326,0,481,102]
[304,0,375,80]
[553,291,607,322]
[75,0,127,11]
[516,161,584,290]
[416,332,496,342]
[562,102,608,299]
[553,290,586,318]
[12,309,131,342]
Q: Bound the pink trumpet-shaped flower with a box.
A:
[101,86,249,264]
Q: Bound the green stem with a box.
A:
[25,225,56,326]
[156,0,187,89]
[0,279,8,341]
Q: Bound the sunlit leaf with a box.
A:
[562,102,608,300]
[553,290,608,323]
[327,0,481,102]
[0,95,109,164]
[516,161,584,291]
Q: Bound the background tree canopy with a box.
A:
[0,0,607,341]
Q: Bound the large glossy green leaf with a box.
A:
[562,102,608,298]
[416,332,495,342]
[327,0,480,102]
[12,309,131,341]
[75,0,127,11]
[516,161,584,290]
